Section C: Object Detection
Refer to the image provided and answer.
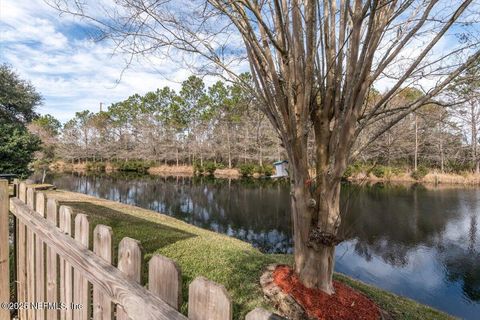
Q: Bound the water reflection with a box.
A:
[41,172,480,319]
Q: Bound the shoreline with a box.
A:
[348,171,480,186]
[50,161,480,187]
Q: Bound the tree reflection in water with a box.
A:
[42,172,480,319]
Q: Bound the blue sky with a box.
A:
[0,0,202,123]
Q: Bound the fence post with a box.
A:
[188,277,232,320]
[0,180,10,320]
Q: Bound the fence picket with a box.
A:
[46,198,59,320]
[35,193,46,320]
[188,277,232,320]
[26,188,36,320]
[0,180,10,320]
[73,214,89,320]
[117,238,142,320]
[17,183,27,320]
[59,206,73,320]
[93,225,113,320]
[148,255,182,310]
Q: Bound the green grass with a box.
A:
[49,190,455,319]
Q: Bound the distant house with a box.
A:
[272,160,288,178]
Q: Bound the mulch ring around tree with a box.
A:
[260,264,386,320]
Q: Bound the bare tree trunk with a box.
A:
[440,134,444,173]
[227,127,232,169]
[259,144,263,166]
[471,104,479,174]
[244,127,248,164]
[290,169,339,294]
[438,122,445,173]
[414,114,418,171]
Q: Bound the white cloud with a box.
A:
[0,0,216,123]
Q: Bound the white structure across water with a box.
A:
[272,160,288,178]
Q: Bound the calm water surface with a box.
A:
[42,172,480,319]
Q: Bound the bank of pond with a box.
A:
[35,171,480,319]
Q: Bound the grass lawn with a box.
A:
[46,189,455,320]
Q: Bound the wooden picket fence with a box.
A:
[0,180,281,320]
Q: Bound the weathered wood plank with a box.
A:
[245,308,285,320]
[148,255,182,310]
[59,206,73,320]
[73,214,89,320]
[93,225,112,320]
[18,182,27,203]
[9,198,187,320]
[0,180,10,320]
[188,277,232,320]
[46,198,59,320]
[17,183,27,320]
[35,192,46,320]
[26,188,36,320]
[117,237,142,320]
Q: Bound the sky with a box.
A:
[1,1,478,124]
[0,0,202,123]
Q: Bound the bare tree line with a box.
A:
[55,76,281,168]
[45,70,480,176]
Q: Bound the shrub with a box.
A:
[372,165,387,178]
[253,164,275,176]
[203,161,217,175]
[85,162,106,172]
[193,161,204,175]
[343,162,367,179]
[444,161,472,174]
[117,160,151,173]
[262,164,274,176]
[239,163,255,177]
[216,163,226,169]
[371,165,403,179]
[411,165,428,180]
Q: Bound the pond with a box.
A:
[41,172,480,319]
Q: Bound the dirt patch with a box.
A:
[214,168,240,177]
[148,165,194,175]
[269,265,380,320]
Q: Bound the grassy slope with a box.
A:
[46,190,455,320]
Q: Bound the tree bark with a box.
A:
[414,114,418,171]
[290,175,340,294]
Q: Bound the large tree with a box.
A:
[0,64,41,177]
[51,0,480,293]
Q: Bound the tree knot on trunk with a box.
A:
[308,228,343,248]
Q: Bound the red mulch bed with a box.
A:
[273,265,380,320]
